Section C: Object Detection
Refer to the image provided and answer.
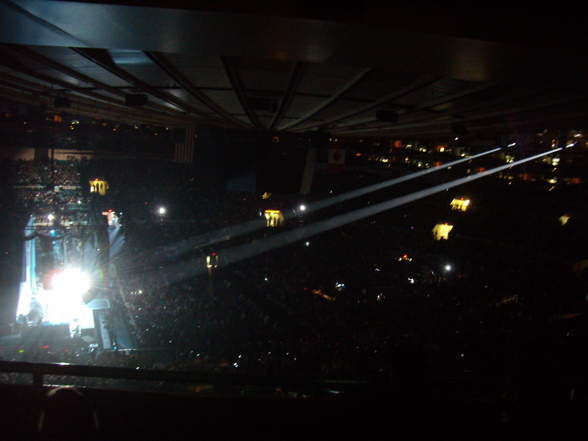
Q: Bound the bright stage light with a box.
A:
[47,268,91,325]
[158,207,166,215]
[53,268,90,297]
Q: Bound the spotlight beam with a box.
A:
[158,148,560,284]
[140,148,501,266]
[288,148,502,218]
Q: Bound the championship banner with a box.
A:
[328,141,346,171]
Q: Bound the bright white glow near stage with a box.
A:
[53,268,90,295]
[17,268,95,334]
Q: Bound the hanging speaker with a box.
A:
[375,109,398,123]
[451,124,468,136]
[125,94,148,106]
[54,97,71,108]
[247,97,278,113]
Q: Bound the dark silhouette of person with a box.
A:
[36,386,100,441]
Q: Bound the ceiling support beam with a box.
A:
[269,61,306,132]
[339,95,588,138]
[220,56,264,130]
[73,48,222,126]
[279,68,372,131]
[0,78,197,126]
[1,44,127,99]
[336,82,502,132]
[291,76,442,133]
[0,44,201,123]
[144,51,251,129]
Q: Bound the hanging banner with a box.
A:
[328,140,346,171]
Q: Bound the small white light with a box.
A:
[158,207,166,215]
[299,205,306,211]
[445,265,452,271]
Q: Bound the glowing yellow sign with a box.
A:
[89,179,109,195]
[432,223,453,240]
[264,210,284,227]
[450,198,470,211]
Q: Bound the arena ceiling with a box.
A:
[1,1,587,141]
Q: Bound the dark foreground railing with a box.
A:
[2,360,588,441]
[0,359,380,398]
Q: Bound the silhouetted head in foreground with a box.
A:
[37,386,99,441]
[387,342,430,400]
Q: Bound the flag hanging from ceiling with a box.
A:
[174,128,196,164]
[328,140,346,171]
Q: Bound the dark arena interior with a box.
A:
[1,2,588,440]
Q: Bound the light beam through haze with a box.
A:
[154,148,560,283]
[139,148,501,267]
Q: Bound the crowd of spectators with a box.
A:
[99,164,587,392]
[2,156,587,403]
[0,159,89,214]
[1,159,83,187]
